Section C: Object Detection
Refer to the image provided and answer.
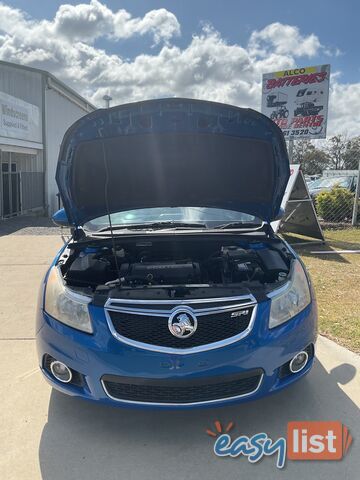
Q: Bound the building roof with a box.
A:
[0,59,96,112]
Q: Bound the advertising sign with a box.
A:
[0,91,40,142]
[261,64,330,139]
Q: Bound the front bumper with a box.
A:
[36,298,317,409]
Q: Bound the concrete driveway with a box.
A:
[0,229,359,480]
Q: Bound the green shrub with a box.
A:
[316,186,354,222]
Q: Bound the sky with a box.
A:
[0,0,359,136]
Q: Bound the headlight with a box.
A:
[44,266,93,333]
[269,259,311,329]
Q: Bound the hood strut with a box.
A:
[101,139,122,285]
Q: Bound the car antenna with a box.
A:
[101,140,122,286]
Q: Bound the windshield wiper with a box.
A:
[214,221,263,230]
[95,221,207,232]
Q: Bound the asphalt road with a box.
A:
[0,230,359,480]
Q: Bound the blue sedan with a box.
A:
[36,98,317,408]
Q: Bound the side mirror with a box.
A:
[52,208,70,228]
[274,207,285,221]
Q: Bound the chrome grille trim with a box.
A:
[105,302,256,317]
[105,294,257,354]
[106,294,256,307]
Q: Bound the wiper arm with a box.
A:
[96,221,207,232]
[214,222,263,230]
[142,221,208,229]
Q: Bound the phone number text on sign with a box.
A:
[274,115,324,138]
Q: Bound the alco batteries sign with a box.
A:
[261,65,330,139]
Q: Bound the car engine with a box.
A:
[61,236,291,292]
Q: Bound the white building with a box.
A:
[0,60,95,219]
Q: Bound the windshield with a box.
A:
[310,176,352,189]
[84,207,262,232]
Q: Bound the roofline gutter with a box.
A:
[46,77,94,113]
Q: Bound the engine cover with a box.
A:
[120,261,201,285]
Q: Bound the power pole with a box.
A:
[288,138,294,164]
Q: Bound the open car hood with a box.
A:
[56,98,290,227]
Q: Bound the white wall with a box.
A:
[45,86,93,216]
[0,63,44,217]
[0,63,43,146]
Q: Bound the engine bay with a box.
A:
[59,236,293,295]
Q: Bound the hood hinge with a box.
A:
[73,227,86,241]
[263,222,275,238]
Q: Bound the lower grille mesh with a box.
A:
[102,370,263,404]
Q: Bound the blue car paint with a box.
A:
[51,208,70,228]
[36,245,317,409]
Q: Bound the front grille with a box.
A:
[108,306,254,349]
[102,370,263,404]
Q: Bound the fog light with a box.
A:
[50,360,72,383]
[289,351,309,374]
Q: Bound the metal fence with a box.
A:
[21,172,44,212]
[315,185,359,229]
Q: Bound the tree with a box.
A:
[292,139,312,164]
[325,135,348,170]
[343,136,360,170]
[290,135,360,175]
[292,139,330,175]
[302,149,330,175]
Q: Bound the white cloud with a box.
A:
[51,1,180,44]
[113,8,181,45]
[249,22,322,58]
[0,2,358,136]
[328,82,360,137]
[0,1,180,45]
[52,0,114,42]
